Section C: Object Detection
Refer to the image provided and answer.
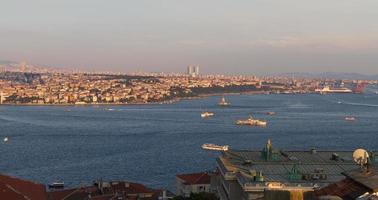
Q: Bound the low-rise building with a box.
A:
[176,172,211,197]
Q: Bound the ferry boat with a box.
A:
[201,143,229,151]
[315,86,352,94]
[344,116,356,121]
[201,112,214,118]
[236,115,267,126]
[49,182,64,189]
[218,96,230,106]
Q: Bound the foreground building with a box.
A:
[176,172,212,197]
[48,180,173,200]
[0,174,173,200]
[213,139,377,200]
[315,165,378,200]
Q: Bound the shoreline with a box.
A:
[0,91,312,106]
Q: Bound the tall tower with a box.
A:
[187,65,193,76]
[194,65,200,76]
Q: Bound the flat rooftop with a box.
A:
[217,147,377,191]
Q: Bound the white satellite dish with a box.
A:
[353,148,369,166]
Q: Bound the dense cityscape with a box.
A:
[1,62,377,105]
[2,0,378,199]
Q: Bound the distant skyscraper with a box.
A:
[187,65,200,77]
[194,65,200,76]
[187,65,194,76]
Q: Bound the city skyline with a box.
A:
[1,0,378,74]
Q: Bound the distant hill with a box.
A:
[0,60,16,65]
[275,72,378,80]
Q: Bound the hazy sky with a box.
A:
[1,0,378,74]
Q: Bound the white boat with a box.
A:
[3,137,8,143]
[315,86,352,94]
[49,182,64,189]
[201,112,214,118]
[266,111,276,116]
[202,143,229,151]
[218,96,230,106]
[236,115,267,127]
[345,116,356,121]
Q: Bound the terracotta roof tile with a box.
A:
[0,174,47,200]
[176,172,210,185]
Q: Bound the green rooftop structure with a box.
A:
[212,139,376,200]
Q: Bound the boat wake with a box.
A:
[339,102,378,107]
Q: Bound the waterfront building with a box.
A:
[213,139,377,200]
[176,172,212,197]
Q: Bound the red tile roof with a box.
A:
[47,181,156,200]
[176,172,210,185]
[0,174,47,200]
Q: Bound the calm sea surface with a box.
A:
[1,88,378,190]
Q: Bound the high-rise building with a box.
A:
[187,65,200,77]
[187,65,194,76]
[194,65,200,76]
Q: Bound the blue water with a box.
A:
[0,91,378,190]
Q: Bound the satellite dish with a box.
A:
[353,148,369,166]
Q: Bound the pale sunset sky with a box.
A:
[1,0,377,74]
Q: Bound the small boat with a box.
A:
[201,143,229,151]
[344,116,356,121]
[49,182,64,189]
[3,137,8,143]
[266,111,276,116]
[236,115,267,127]
[201,112,214,118]
[218,96,230,106]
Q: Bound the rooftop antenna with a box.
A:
[353,148,370,173]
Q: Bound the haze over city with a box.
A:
[1,0,378,75]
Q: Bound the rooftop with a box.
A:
[176,172,211,185]
[217,140,375,191]
[0,174,47,200]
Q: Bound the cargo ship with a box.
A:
[201,143,229,151]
